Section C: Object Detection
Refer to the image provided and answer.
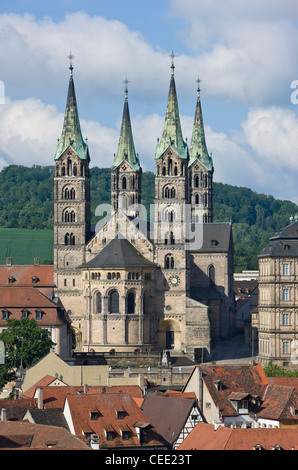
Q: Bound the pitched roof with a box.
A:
[0,398,37,421]
[81,238,155,269]
[179,422,298,450]
[0,420,89,449]
[190,222,233,253]
[0,265,54,286]
[65,392,166,449]
[141,394,197,445]
[258,384,298,421]
[184,363,268,418]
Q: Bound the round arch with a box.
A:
[157,319,181,350]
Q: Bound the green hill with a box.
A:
[0,164,296,271]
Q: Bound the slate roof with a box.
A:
[259,221,298,257]
[141,394,198,446]
[81,238,156,269]
[190,223,233,253]
[178,422,298,450]
[27,408,70,431]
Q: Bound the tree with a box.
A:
[0,318,55,388]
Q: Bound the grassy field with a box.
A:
[0,229,53,265]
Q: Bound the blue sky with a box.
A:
[0,0,298,205]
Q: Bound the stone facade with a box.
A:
[255,221,298,366]
[53,62,235,363]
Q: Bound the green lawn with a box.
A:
[0,229,53,265]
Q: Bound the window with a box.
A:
[106,431,114,441]
[282,289,290,301]
[36,310,42,320]
[283,263,289,276]
[22,310,29,319]
[282,313,290,326]
[96,292,102,314]
[2,310,8,320]
[165,254,174,269]
[117,410,125,420]
[282,340,290,354]
[109,290,119,313]
[122,430,130,441]
[90,412,100,421]
[127,292,135,314]
[209,265,215,285]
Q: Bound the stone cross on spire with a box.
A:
[169,51,177,76]
[123,78,129,101]
[68,51,74,74]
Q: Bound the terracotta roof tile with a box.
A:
[65,392,166,449]
[0,420,89,449]
[179,422,298,450]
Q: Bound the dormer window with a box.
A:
[8,276,15,284]
[32,276,39,284]
[22,310,29,319]
[90,411,100,421]
[211,240,218,247]
[2,310,9,320]
[35,310,42,320]
[116,408,125,420]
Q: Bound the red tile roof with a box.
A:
[179,422,298,450]
[185,363,268,418]
[0,420,89,449]
[65,392,166,449]
[0,265,54,286]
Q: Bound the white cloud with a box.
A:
[171,0,298,105]
[241,107,298,170]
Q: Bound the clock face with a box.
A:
[169,275,180,287]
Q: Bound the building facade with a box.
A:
[53,58,235,362]
[255,220,298,366]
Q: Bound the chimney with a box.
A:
[37,387,43,409]
[34,257,40,266]
[1,408,7,421]
[6,257,12,267]
[84,384,88,394]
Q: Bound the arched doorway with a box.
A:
[157,319,181,350]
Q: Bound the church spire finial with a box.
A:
[169,51,177,76]
[123,78,129,102]
[68,51,74,75]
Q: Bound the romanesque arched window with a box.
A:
[127,292,135,314]
[96,292,102,313]
[209,265,215,285]
[109,290,119,313]
[122,177,127,189]
[165,254,174,269]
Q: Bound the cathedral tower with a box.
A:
[188,79,213,223]
[53,57,90,302]
[111,81,142,217]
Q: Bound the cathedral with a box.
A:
[53,57,235,362]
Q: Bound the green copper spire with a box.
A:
[188,78,213,170]
[155,53,188,160]
[54,54,88,160]
[112,80,140,171]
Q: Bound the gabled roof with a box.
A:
[258,384,298,421]
[0,265,54,286]
[81,238,156,269]
[0,421,89,450]
[65,392,166,449]
[184,363,268,418]
[178,422,298,450]
[141,394,198,445]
